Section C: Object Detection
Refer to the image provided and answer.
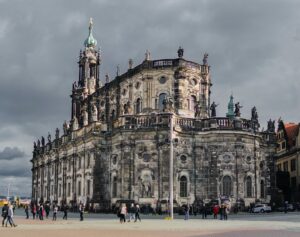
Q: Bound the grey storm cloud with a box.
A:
[0,0,300,195]
[0,147,25,160]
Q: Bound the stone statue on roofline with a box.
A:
[267,119,275,133]
[251,106,258,122]
[210,101,218,117]
[234,102,242,117]
[177,46,184,58]
[203,53,209,65]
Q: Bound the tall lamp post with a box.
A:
[169,113,174,219]
[254,122,258,200]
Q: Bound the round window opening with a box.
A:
[143,153,151,162]
[159,76,167,84]
[100,100,105,107]
[223,155,231,163]
[246,156,252,163]
[180,155,187,163]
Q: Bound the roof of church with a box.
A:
[284,123,299,148]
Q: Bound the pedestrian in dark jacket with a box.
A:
[134,204,141,222]
[79,203,84,221]
[202,204,207,219]
[63,204,68,220]
[219,204,224,220]
[25,205,29,219]
[128,203,135,222]
[1,204,8,227]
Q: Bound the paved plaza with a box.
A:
[1,212,300,237]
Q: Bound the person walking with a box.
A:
[201,204,207,219]
[39,204,44,220]
[1,203,8,227]
[134,204,141,222]
[128,203,135,222]
[63,204,68,220]
[52,205,58,221]
[6,204,17,227]
[25,205,29,219]
[79,203,84,221]
[45,203,50,219]
[213,204,219,219]
[184,205,190,220]
[223,205,229,220]
[119,203,127,223]
[219,204,224,220]
[32,204,36,219]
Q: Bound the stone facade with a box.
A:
[31,20,277,210]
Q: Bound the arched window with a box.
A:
[111,110,115,120]
[180,176,188,197]
[222,176,231,196]
[260,180,265,198]
[158,93,167,111]
[112,176,117,198]
[190,95,197,111]
[246,176,252,197]
[136,98,142,114]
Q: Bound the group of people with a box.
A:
[118,203,141,223]
[29,203,70,221]
[1,203,17,227]
[212,204,230,220]
[184,203,230,220]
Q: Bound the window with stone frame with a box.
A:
[67,183,71,197]
[78,181,81,196]
[283,161,288,172]
[158,93,167,111]
[180,176,188,197]
[291,159,296,172]
[246,176,252,197]
[112,176,117,198]
[190,95,197,111]
[260,180,265,198]
[222,176,231,196]
[87,180,91,196]
[136,98,142,114]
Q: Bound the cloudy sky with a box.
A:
[0,0,299,196]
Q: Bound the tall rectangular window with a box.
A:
[59,184,61,197]
[78,181,81,196]
[283,161,289,172]
[291,159,296,172]
[68,183,71,197]
[87,180,90,196]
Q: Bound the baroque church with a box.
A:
[31,19,277,211]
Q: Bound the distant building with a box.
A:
[276,120,300,202]
[31,19,277,211]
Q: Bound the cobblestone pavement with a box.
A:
[0,212,299,237]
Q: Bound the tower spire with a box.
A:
[84,17,97,48]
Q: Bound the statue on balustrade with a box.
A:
[234,102,242,117]
[41,136,45,147]
[177,46,184,58]
[162,97,174,112]
[63,120,69,135]
[91,104,98,122]
[194,101,201,118]
[251,106,258,121]
[55,128,59,140]
[210,101,218,117]
[267,119,275,133]
[203,53,209,65]
[47,132,51,143]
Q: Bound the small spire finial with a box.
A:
[84,17,97,48]
[145,49,150,61]
[128,58,133,69]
